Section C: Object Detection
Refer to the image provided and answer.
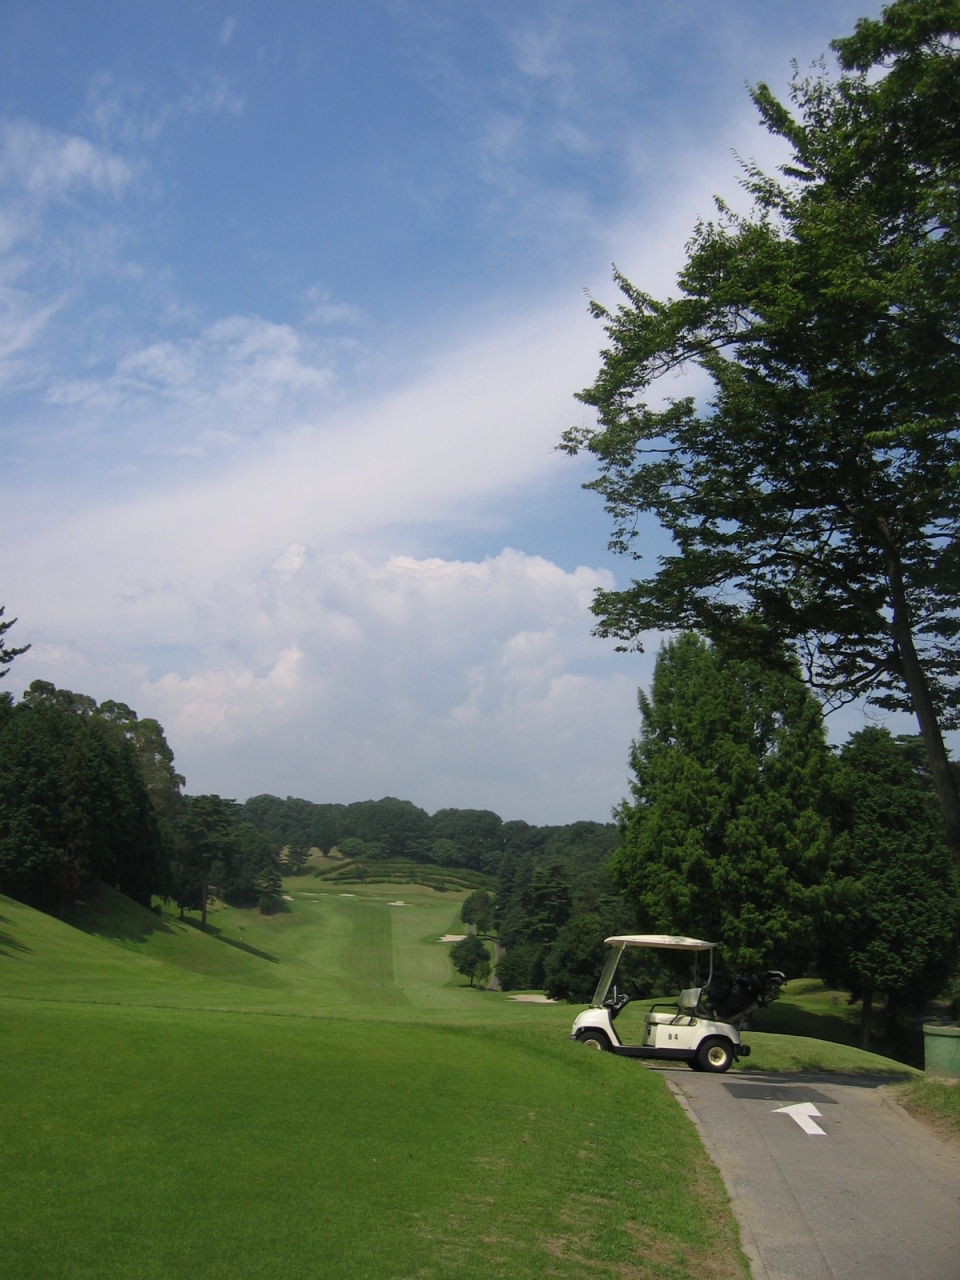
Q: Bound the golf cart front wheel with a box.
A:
[696,1037,734,1073]
[578,1032,610,1052]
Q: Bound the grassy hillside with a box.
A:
[0,886,749,1280]
[748,977,924,1068]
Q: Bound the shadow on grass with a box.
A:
[181,917,280,964]
[67,885,176,945]
[753,997,922,1069]
[753,1001,860,1046]
[0,929,30,957]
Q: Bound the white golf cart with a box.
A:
[569,934,784,1073]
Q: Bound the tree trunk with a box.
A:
[59,844,72,920]
[886,553,960,866]
[860,987,873,1052]
[885,991,899,1037]
[201,867,208,932]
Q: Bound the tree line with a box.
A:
[239,791,619,881]
[0,680,284,923]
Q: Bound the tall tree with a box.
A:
[217,822,282,910]
[284,842,311,874]
[822,727,960,1048]
[543,913,610,1004]
[97,701,185,825]
[611,635,839,974]
[176,795,236,931]
[562,0,960,862]
[0,603,29,679]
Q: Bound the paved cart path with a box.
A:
[659,1068,960,1280]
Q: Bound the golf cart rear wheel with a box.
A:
[579,1032,610,1052]
[697,1036,734,1073]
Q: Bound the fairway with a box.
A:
[0,886,748,1279]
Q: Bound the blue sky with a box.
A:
[2,1,892,821]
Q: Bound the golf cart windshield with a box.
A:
[590,935,717,1008]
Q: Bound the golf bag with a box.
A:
[700,970,786,1023]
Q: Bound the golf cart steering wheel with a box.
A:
[603,986,633,1019]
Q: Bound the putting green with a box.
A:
[0,887,749,1279]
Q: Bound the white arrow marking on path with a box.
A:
[773,1102,827,1135]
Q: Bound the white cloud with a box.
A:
[8,290,600,591]
[10,546,651,821]
[0,119,133,200]
[0,290,61,388]
[2,279,654,821]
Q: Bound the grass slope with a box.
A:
[899,1078,960,1137]
[739,1031,919,1075]
[748,978,923,1067]
[0,888,748,1280]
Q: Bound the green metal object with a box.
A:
[922,1023,960,1079]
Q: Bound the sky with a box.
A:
[1,0,894,823]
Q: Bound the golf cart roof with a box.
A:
[604,934,716,951]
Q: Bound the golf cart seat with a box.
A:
[645,987,703,1026]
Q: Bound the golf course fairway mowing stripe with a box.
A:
[337,896,409,1006]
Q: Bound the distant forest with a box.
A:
[241,793,626,997]
[242,791,616,882]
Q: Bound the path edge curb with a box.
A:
[664,1075,770,1280]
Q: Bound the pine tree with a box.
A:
[611,634,839,974]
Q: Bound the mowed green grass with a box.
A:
[899,1077,960,1135]
[0,888,748,1280]
[737,1031,919,1075]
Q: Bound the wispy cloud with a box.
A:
[302,286,364,327]
[39,314,338,471]
[85,70,243,146]
[0,118,133,203]
[0,290,61,390]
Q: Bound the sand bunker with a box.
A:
[507,994,557,1003]
[388,900,408,906]
[439,934,467,943]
